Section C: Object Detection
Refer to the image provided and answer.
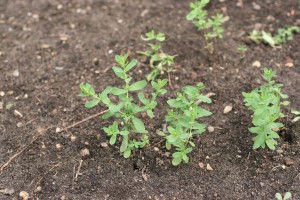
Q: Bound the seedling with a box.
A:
[250,26,300,47]
[186,0,224,52]
[275,192,292,200]
[291,109,300,123]
[243,68,289,150]
[79,54,167,158]
[237,44,248,59]
[157,83,212,165]
[138,30,176,81]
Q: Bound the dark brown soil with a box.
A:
[1,0,300,199]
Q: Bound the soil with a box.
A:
[0,0,300,199]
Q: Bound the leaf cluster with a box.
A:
[80,54,167,158]
[242,68,289,150]
[186,0,224,40]
[139,30,176,81]
[275,192,292,200]
[250,26,300,47]
[157,83,212,165]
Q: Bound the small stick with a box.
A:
[75,159,83,181]
[151,139,166,148]
[0,126,53,172]
[57,109,109,133]
[168,72,173,89]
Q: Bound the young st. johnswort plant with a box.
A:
[79,54,168,158]
[157,83,212,165]
[243,68,289,150]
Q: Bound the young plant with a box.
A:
[249,26,300,47]
[291,109,300,123]
[79,54,168,158]
[237,44,248,59]
[157,83,212,165]
[242,68,290,150]
[275,192,292,200]
[138,30,176,81]
[186,0,224,52]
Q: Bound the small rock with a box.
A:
[56,144,62,149]
[260,182,264,187]
[284,158,294,166]
[70,135,76,142]
[19,191,29,200]
[93,58,99,66]
[100,142,108,148]
[41,143,46,149]
[0,91,5,96]
[266,15,275,21]
[14,110,23,118]
[285,62,294,67]
[34,186,41,193]
[61,196,66,200]
[142,173,148,181]
[108,49,113,54]
[252,60,261,68]
[207,126,214,132]
[12,69,19,77]
[17,122,22,127]
[223,105,233,114]
[199,162,205,168]
[252,2,261,10]
[276,149,283,154]
[57,4,63,10]
[140,9,149,17]
[55,127,61,133]
[0,188,14,195]
[236,0,243,7]
[153,147,159,151]
[282,165,286,169]
[206,164,213,171]
[80,148,90,157]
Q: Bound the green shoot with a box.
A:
[275,192,292,200]
[157,83,212,165]
[138,30,176,81]
[79,54,168,158]
[186,0,224,52]
[242,68,289,150]
[237,44,248,59]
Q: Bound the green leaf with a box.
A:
[198,95,212,103]
[109,103,124,114]
[291,109,300,115]
[123,149,131,158]
[283,192,292,200]
[266,139,277,150]
[120,137,128,152]
[275,193,283,200]
[125,59,137,72]
[253,133,266,149]
[167,99,185,108]
[166,135,178,143]
[85,99,100,108]
[110,134,117,145]
[156,130,166,136]
[111,87,127,95]
[112,66,125,79]
[262,31,276,47]
[102,111,114,119]
[132,116,147,133]
[281,101,290,106]
[129,80,147,91]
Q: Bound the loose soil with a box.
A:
[0,0,300,199]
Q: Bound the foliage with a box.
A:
[138,30,176,81]
[186,0,224,51]
[250,26,300,47]
[242,68,289,150]
[157,83,212,165]
[79,54,168,158]
[275,192,292,200]
[237,44,248,59]
[291,109,300,123]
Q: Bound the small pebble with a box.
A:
[199,162,205,168]
[252,61,261,68]
[12,69,19,77]
[100,142,108,148]
[153,147,159,151]
[223,105,233,114]
[108,49,113,54]
[57,4,63,10]
[70,135,76,142]
[207,126,214,132]
[142,173,148,181]
[252,2,261,10]
[80,148,90,157]
[0,91,4,96]
[34,186,41,193]
[93,58,99,66]
[56,144,62,149]
[207,164,213,171]
[19,191,29,200]
[17,122,22,127]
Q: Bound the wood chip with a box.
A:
[0,188,14,195]
[199,162,205,169]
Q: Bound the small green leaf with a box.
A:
[262,31,276,47]
[120,137,128,152]
[129,80,147,91]
[112,66,125,79]
[275,193,283,200]
[123,149,131,158]
[266,139,277,150]
[283,192,292,200]
[111,87,127,95]
[198,95,212,103]
[125,59,137,72]
[85,99,100,108]
[132,116,147,133]
[110,134,117,145]
[291,109,300,115]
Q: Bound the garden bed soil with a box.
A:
[0,0,300,199]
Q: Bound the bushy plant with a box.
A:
[250,26,300,47]
[138,30,176,81]
[242,68,289,150]
[79,54,167,158]
[157,83,212,165]
[186,0,224,52]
